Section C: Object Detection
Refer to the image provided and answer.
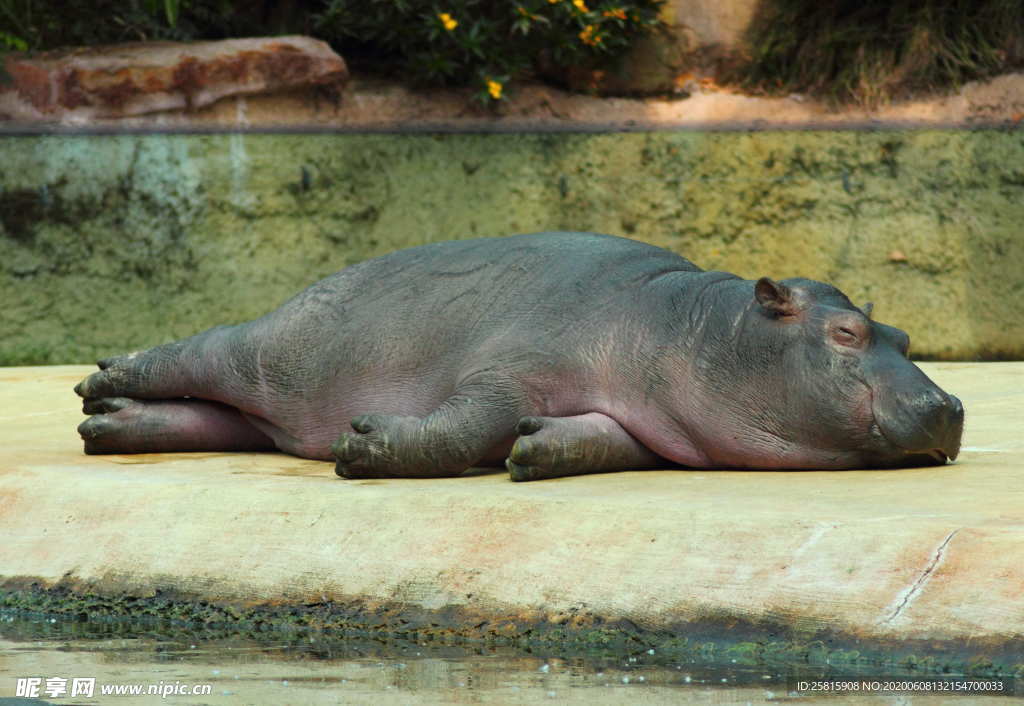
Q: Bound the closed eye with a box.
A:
[834,327,859,346]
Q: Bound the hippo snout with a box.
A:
[936,394,965,461]
[905,391,964,463]
[871,378,965,465]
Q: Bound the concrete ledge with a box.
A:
[2,364,1023,668]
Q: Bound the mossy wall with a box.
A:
[1,130,1021,364]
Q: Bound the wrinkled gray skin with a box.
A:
[76,232,964,481]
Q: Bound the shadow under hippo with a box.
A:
[75,232,964,481]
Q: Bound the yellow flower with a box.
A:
[548,0,560,3]
[487,80,503,100]
[572,0,589,11]
[603,8,627,19]
[579,24,601,45]
[438,12,458,31]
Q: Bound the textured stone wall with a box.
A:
[1,130,1021,364]
[664,0,758,49]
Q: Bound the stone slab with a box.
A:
[1,363,1022,656]
[0,36,348,124]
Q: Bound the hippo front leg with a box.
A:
[332,386,521,479]
[507,413,669,482]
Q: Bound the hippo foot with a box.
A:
[332,414,421,479]
[78,396,274,454]
[506,416,586,482]
[506,413,667,482]
[79,397,137,453]
[74,353,145,399]
[75,341,196,401]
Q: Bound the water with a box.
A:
[0,613,808,705]
[4,614,1014,705]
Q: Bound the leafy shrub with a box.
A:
[0,0,663,102]
[314,0,664,102]
[0,0,271,50]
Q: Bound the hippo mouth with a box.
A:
[897,448,951,467]
[866,422,954,467]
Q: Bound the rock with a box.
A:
[0,36,348,124]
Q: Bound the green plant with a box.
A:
[0,0,663,102]
[734,0,1024,105]
[0,29,26,50]
[314,0,664,103]
[0,0,32,49]
[0,0,295,51]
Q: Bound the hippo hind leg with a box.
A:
[79,397,274,454]
[75,326,237,402]
[75,345,191,401]
[507,412,669,481]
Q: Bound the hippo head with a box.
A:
[681,276,964,470]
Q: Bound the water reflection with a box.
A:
[0,613,1003,704]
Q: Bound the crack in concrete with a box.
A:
[883,528,961,624]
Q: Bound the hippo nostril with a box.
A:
[920,390,964,428]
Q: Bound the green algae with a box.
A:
[2,584,1021,677]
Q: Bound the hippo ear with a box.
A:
[754,277,799,316]
[862,302,874,319]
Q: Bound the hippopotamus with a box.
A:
[75,232,964,481]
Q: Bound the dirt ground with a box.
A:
[16,70,1024,132]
